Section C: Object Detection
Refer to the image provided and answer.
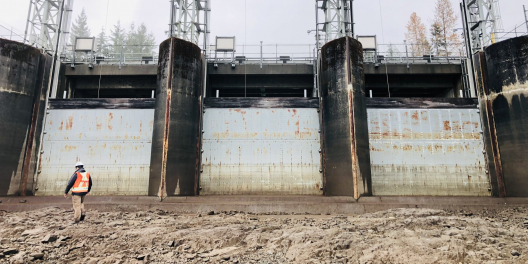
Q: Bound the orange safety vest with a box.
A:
[71,172,90,193]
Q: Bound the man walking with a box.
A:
[64,161,92,224]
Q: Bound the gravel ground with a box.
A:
[0,206,527,264]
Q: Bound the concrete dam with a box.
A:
[1,35,527,199]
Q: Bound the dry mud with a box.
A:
[0,207,527,264]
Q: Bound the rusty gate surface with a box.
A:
[201,108,323,195]
[36,109,154,196]
[368,108,491,196]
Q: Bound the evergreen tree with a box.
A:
[109,20,126,54]
[70,8,91,46]
[430,22,444,56]
[125,23,137,53]
[405,12,431,57]
[430,0,462,57]
[96,27,110,55]
[133,23,156,54]
[126,23,156,54]
[387,43,400,61]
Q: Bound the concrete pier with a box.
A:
[481,36,528,197]
[319,37,372,198]
[0,39,51,196]
[149,38,204,198]
[474,36,528,197]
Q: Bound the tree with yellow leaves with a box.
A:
[405,12,431,57]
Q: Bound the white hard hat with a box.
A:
[75,161,84,167]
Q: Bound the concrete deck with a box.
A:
[1,196,527,215]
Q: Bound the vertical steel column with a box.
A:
[260,41,263,68]
[524,5,528,33]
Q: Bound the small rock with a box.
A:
[511,250,521,257]
[198,214,202,217]
[53,241,65,248]
[250,218,258,221]
[186,253,196,259]
[19,200,26,203]
[72,242,84,250]
[207,211,215,215]
[137,255,146,260]
[58,236,71,242]
[3,248,19,255]
[86,259,98,264]
[168,241,175,247]
[0,253,4,258]
[222,256,231,261]
[30,253,44,260]
[41,234,57,243]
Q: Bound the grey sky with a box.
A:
[0,0,526,48]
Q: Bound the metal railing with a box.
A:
[367,43,468,65]
[206,43,317,64]
[53,42,473,66]
[0,23,26,43]
[493,22,528,43]
[60,44,159,66]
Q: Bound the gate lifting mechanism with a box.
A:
[169,0,211,53]
[461,0,504,54]
[24,0,74,55]
[315,0,354,50]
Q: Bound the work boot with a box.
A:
[80,215,85,221]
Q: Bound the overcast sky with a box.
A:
[0,0,526,50]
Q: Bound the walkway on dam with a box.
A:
[1,196,527,215]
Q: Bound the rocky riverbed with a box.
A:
[0,207,527,263]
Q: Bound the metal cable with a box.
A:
[98,0,111,98]
[244,0,247,98]
[378,0,390,98]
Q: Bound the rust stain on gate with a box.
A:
[200,108,323,195]
[368,108,491,196]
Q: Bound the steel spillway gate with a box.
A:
[200,107,323,195]
[36,106,154,196]
[368,107,491,196]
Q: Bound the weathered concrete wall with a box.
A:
[483,36,528,197]
[0,39,51,196]
[319,37,372,198]
[149,38,203,198]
